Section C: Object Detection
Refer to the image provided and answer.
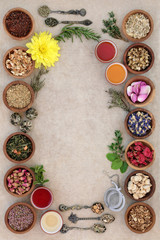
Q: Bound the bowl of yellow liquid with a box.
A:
[105,63,128,85]
[40,210,63,234]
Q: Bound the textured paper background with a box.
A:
[0,0,159,239]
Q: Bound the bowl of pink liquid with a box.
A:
[95,40,118,63]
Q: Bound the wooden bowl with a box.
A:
[5,202,36,234]
[3,132,35,164]
[125,139,155,170]
[122,9,154,42]
[125,202,156,233]
[124,76,155,107]
[3,80,34,113]
[124,108,155,139]
[3,46,35,79]
[3,8,35,40]
[124,170,156,201]
[4,165,35,197]
[123,43,154,74]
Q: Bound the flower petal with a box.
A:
[127,86,133,96]
[139,85,151,95]
[137,94,148,102]
[131,93,137,103]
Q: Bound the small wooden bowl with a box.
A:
[123,43,154,74]
[3,80,34,113]
[5,202,36,234]
[4,165,35,197]
[3,7,35,40]
[124,170,156,201]
[122,9,154,42]
[3,46,35,79]
[124,76,155,107]
[125,202,156,233]
[125,139,155,170]
[3,132,35,164]
[124,108,155,139]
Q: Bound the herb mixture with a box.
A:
[127,111,152,136]
[5,11,32,38]
[7,168,33,195]
[6,134,32,161]
[106,130,128,173]
[125,13,150,39]
[127,141,154,167]
[6,84,31,109]
[8,205,34,231]
[6,49,33,77]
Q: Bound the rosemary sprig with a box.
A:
[102,12,128,42]
[106,88,130,112]
[30,67,49,96]
[55,24,101,42]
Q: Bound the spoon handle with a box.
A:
[59,204,90,211]
[50,9,86,16]
[78,217,100,221]
[61,20,92,26]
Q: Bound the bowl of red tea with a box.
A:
[31,187,53,210]
[95,40,117,63]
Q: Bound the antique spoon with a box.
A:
[59,202,104,214]
[68,212,115,224]
[38,5,86,18]
[45,18,92,27]
[60,223,106,234]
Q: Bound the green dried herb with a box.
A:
[106,88,130,112]
[30,67,49,96]
[55,24,101,42]
[30,165,49,185]
[6,134,32,161]
[106,130,128,173]
[102,12,128,42]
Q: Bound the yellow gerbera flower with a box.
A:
[26,31,60,68]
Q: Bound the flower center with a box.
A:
[39,44,47,54]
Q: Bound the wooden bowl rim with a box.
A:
[124,170,156,201]
[124,76,155,107]
[3,80,34,113]
[3,132,35,163]
[122,9,154,42]
[125,139,155,170]
[3,7,35,41]
[124,108,155,139]
[5,202,37,234]
[4,165,35,197]
[125,202,156,234]
[3,46,35,79]
[123,43,154,74]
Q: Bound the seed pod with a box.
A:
[10,113,22,126]
[20,120,32,133]
[26,107,38,120]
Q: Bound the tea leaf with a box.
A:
[120,161,128,173]
[106,153,119,162]
[111,159,123,170]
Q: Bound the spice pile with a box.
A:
[125,13,150,39]
[5,10,32,38]
[127,142,154,167]
[127,111,152,137]
[7,168,33,195]
[6,49,33,77]
[8,205,34,231]
[128,173,152,199]
[6,134,32,161]
[128,205,153,232]
[127,81,151,103]
[6,84,31,109]
[127,47,151,71]
[91,203,104,214]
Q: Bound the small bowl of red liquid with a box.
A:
[95,40,118,63]
[31,186,53,210]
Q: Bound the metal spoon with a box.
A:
[60,223,106,233]
[38,5,86,18]
[68,212,115,224]
[59,202,104,214]
[45,18,92,27]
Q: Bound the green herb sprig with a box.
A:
[106,130,128,173]
[30,165,49,185]
[55,24,101,42]
[30,67,49,96]
[102,12,128,42]
[106,88,130,112]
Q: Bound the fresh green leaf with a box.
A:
[120,161,128,173]
[106,153,119,161]
[30,165,49,185]
[111,159,123,170]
